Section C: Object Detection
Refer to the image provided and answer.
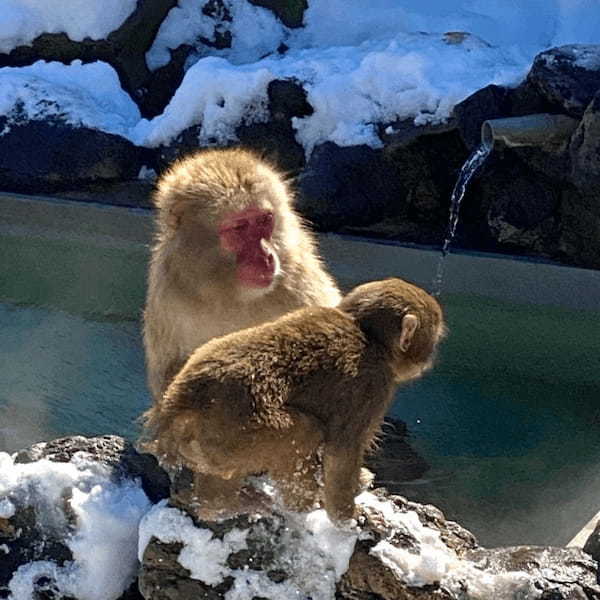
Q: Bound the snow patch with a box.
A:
[0,451,152,600]
[0,60,140,138]
[147,0,287,71]
[131,56,273,148]
[0,0,137,54]
[139,501,358,600]
[357,492,541,598]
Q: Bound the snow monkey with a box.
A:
[143,147,341,401]
[142,278,445,523]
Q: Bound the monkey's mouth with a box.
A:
[237,253,278,288]
[238,271,275,288]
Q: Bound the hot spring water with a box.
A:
[0,195,599,548]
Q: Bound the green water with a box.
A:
[1,230,599,547]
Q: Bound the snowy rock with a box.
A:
[0,435,168,600]
[155,77,311,173]
[138,484,600,600]
[247,0,307,29]
[524,45,600,119]
[0,1,176,117]
[236,78,313,173]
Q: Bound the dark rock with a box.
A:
[583,521,600,563]
[524,44,600,118]
[379,118,457,150]
[298,142,403,230]
[248,0,308,28]
[0,505,74,597]
[139,540,235,600]
[0,117,144,194]
[140,45,194,119]
[557,188,600,269]
[0,0,177,117]
[236,79,313,173]
[14,435,170,504]
[366,418,430,489]
[467,545,600,599]
[453,84,512,149]
[570,89,600,191]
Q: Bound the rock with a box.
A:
[1,435,168,600]
[297,142,402,230]
[236,79,313,173]
[583,521,600,563]
[365,418,430,488]
[140,44,194,119]
[138,484,600,600]
[0,117,144,194]
[0,0,177,118]
[467,546,600,599]
[570,89,600,191]
[248,0,308,28]
[484,160,561,254]
[523,44,600,118]
[453,84,512,149]
[13,435,170,503]
[557,188,600,269]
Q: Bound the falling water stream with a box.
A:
[432,142,492,295]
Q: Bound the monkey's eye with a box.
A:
[255,212,273,227]
[230,220,249,233]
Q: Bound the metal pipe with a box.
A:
[481,113,579,149]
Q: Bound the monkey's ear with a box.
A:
[399,313,419,352]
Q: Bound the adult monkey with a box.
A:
[144,147,341,401]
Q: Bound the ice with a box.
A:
[0,0,137,54]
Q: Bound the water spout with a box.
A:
[481,113,578,149]
[432,142,492,296]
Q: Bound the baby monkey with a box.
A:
[142,278,445,523]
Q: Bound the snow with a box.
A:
[146,0,287,71]
[0,60,140,139]
[356,492,541,598]
[0,1,599,155]
[0,0,137,54]
[131,56,273,148]
[0,451,152,600]
[139,498,358,600]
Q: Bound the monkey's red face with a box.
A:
[219,207,279,289]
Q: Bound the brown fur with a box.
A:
[143,147,341,401]
[142,278,445,522]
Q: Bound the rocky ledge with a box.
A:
[1,435,599,600]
